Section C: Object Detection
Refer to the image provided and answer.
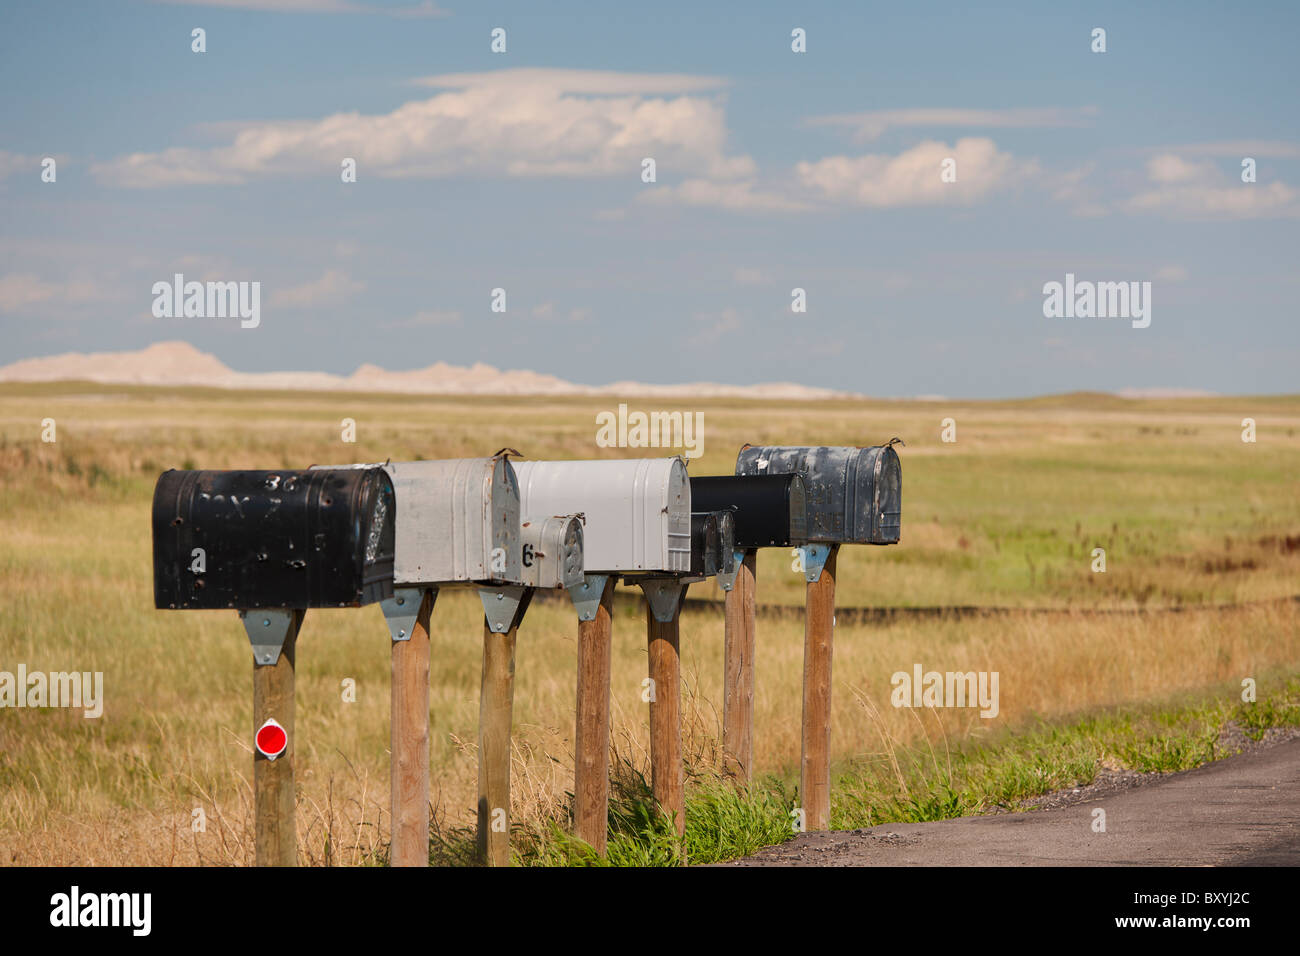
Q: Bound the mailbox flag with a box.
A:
[256,718,288,760]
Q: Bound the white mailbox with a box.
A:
[513,458,691,573]
[519,514,585,590]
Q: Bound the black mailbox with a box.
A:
[690,474,808,549]
[152,468,395,610]
[734,444,901,544]
[689,511,736,578]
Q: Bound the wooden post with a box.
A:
[477,620,518,867]
[252,610,302,867]
[574,576,616,855]
[646,584,686,837]
[802,545,838,831]
[722,550,757,785]
[390,589,434,867]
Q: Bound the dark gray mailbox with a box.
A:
[734,444,900,546]
[730,442,903,831]
[152,467,395,610]
[690,474,808,549]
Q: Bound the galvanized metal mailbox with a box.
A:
[690,474,809,549]
[152,467,395,610]
[689,511,736,579]
[518,514,585,590]
[513,458,691,573]
[734,444,901,545]
[382,457,521,586]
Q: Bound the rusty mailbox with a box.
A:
[151,467,395,613]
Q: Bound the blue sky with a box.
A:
[1,0,1297,397]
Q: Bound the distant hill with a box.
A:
[0,341,856,401]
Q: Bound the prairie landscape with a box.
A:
[1,383,1298,865]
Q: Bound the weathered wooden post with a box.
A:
[691,474,808,785]
[367,455,523,867]
[736,444,902,831]
[382,587,436,867]
[514,457,695,848]
[152,466,395,867]
[569,574,614,854]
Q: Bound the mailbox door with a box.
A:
[689,474,808,548]
[735,445,901,545]
[689,512,721,577]
[520,514,585,589]
[152,468,395,610]
[514,458,690,572]
[384,457,521,585]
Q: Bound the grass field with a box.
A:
[1,383,1298,865]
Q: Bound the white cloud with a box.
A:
[92,69,752,187]
[796,138,1032,207]
[1154,265,1188,282]
[732,266,768,285]
[268,269,364,307]
[1126,154,1300,219]
[808,107,1098,142]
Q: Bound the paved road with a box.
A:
[727,737,1300,866]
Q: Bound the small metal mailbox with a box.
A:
[513,458,691,573]
[152,467,395,610]
[381,457,521,586]
[735,445,901,544]
[690,474,808,549]
[689,511,736,578]
[519,514,585,590]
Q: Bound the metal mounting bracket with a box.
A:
[380,586,435,642]
[567,574,611,622]
[800,544,834,584]
[717,548,745,592]
[639,577,686,623]
[241,609,300,666]
[478,584,534,634]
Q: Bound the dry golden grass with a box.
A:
[1,383,1298,864]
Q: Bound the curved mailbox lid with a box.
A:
[519,514,585,590]
[688,510,736,578]
[151,467,395,610]
[513,458,691,573]
[734,444,901,545]
[689,512,721,577]
[689,474,808,548]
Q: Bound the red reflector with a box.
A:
[256,719,287,759]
